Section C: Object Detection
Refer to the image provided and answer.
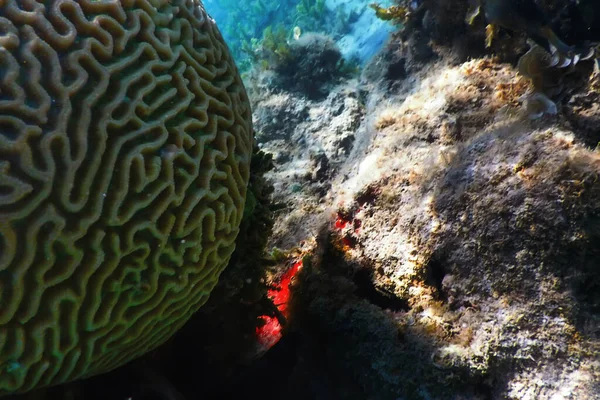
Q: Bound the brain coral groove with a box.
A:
[0,0,252,393]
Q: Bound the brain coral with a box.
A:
[0,0,252,393]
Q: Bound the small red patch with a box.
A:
[255,260,302,350]
[335,216,348,230]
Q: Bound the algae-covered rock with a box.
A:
[273,33,346,99]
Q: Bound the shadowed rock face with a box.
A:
[0,0,252,394]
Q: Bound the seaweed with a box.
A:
[240,24,293,72]
[294,0,329,33]
[369,2,409,24]
[210,0,351,72]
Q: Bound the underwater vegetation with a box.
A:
[0,0,252,394]
[369,2,410,24]
[272,33,356,99]
[294,0,329,33]
[242,24,293,72]
[210,0,298,72]
[209,0,357,72]
[245,31,361,102]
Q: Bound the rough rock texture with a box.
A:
[252,83,364,249]
[270,33,347,100]
[0,0,252,393]
[248,6,600,397]
[285,56,600,398]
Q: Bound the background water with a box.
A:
[203,0,395,71]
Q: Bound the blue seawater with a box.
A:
[203,0,395,70]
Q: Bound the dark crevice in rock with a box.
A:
[353,268,410,311]
[425,256,447,301]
